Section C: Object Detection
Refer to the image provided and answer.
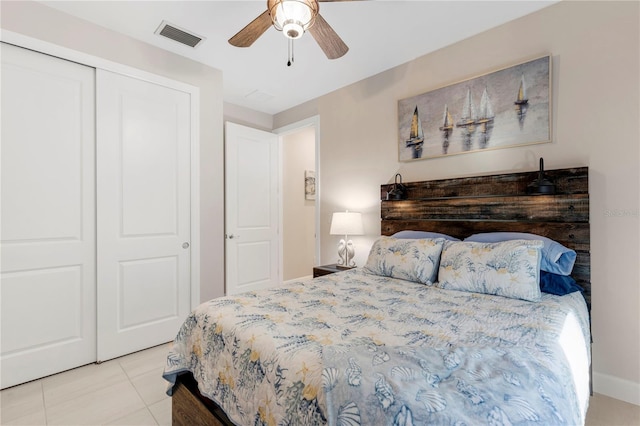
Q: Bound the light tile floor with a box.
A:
[2,343,639,425]
[1,343,171,425]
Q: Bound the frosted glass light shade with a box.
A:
[330,212,364,236]
[269,0,318,39]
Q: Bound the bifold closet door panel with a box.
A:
[0,43,97,389]
[96,69,192,361]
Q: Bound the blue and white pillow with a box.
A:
[363,236,445,285]
[464,232,576,276]
[437,239,544,302]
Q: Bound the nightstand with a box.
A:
[313,264,353,278]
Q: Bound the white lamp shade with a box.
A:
[330,212,364,236]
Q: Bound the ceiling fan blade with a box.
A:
[229,10,272,47]
[308,14,349,59]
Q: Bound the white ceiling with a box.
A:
[40,0,557,115]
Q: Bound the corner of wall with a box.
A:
[223,102,274,131]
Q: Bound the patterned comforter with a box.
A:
[163,268,591,425]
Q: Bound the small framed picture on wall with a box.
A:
[305,170,316,200]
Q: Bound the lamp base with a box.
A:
[336,238,356,267]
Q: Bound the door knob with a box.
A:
[182,242,190,249]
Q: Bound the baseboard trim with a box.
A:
[593,371,640,406]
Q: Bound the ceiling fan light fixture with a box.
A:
[229,0,348,61]
[269,0,318,39]
[282,21,304,39]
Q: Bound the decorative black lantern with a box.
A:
[388,173,408,200]
[527,158,556,195]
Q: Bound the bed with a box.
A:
[163,166,591,425]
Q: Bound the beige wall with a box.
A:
[282,127,316,280]
[224,102,273,132]
[1,1,226,302]
[275,1,640,403]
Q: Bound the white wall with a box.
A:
[1,1,226,302]
[275,1,640,404]
[282,127,316,280]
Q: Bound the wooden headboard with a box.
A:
[380,167,590,306]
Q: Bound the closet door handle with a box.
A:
[182,242,190,249]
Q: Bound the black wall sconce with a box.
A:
[527,158,556,195]
[387,173,408,200]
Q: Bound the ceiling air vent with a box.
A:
[155,21,205,48]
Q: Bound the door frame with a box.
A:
[273,115,322,274]
[1,31,201,309]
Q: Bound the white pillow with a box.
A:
[437,239,543,301]
[363,236,445,285]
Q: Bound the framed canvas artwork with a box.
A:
[398,55,551,161]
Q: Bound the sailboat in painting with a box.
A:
[405,106,424,159]
[439,104,453,154]
[476,88,495,148]
[515,73,529,129]
[515,74,528,105]
[456,89,477,129]
[475,88,495,132]
[439,104,454,132]
[456,89,477,151]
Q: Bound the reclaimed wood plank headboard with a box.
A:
[380,167,591,307]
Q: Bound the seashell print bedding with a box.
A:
[163,268,590,425]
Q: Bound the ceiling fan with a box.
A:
[229,0,352,61]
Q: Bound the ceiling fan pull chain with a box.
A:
[287,38,294,67]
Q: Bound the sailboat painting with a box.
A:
[398,55,550,161]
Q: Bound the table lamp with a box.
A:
[329,211,364,267]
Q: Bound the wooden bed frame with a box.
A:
[171,166,590,425]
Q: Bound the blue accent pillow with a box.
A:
[540,271,584,296]
[464,232,576,275]
[392,230,460,241]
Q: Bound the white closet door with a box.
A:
[96,70,191,361]
[0,43,96,388]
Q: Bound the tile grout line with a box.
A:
[40,380,49,425]
[117,354,163,425]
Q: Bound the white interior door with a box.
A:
[0,43,96,388]
[96,70,192,361]
[225,122,279,295]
